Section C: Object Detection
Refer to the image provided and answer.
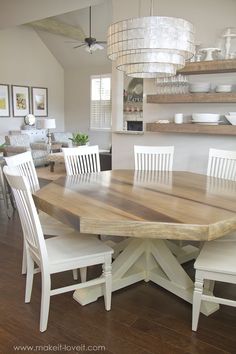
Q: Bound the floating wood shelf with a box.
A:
[146,93,236,104]
[146,123,236,136]
[178,59,236,75]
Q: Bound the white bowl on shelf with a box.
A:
[225,115,236,125]
[215,84,232,93]
[189,82,211,93]
[192,113,220,123]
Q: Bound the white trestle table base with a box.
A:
[73,238,219,316]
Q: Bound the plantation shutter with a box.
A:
[90,74,111,130]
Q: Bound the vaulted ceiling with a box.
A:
[0,0,112,69]
[33,1,112,69]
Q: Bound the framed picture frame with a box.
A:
[0,84,10,117]
[32,87,48,117]
[12,85,30,117]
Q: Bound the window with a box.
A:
[90,74,111,130]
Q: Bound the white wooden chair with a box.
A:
[133,144,199,263]
[192,240,236,331]
[207,148,236,241]
[4,151,74,274]
[134,145,174,171]
[62,146,121,249]
[3,166,113,332]
[62,146,100,176]
[207,148,236,181]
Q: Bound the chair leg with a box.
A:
[103,255,112,311]
[72,269,78,280]
[40,272,51,332]
[79,267,87,282]
[192,275,204,331]
[25,253,34,303]
[22,241,27,275]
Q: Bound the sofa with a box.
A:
[5,134,49,167]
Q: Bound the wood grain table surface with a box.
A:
[33,170,236,241]
[33,170,236,312]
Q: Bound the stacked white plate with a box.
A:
[215,84,232,93]
[192,113,221,125]
[189,82,211,93]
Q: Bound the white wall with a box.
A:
[111,0,236,173]
[64,65,112,149]
[0,26,64,135]
[0,0,104,29]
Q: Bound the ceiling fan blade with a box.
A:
[96,41,107,44]
[73,43,86,49]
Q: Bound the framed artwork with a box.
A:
[32,87,48,117]
[0,84,10,117]
[12,85,30,117]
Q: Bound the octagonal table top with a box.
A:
[33,170,236,241]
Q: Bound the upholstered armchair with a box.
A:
[51,132,73,148]
[5,134,49,167]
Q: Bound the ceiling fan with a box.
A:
[73,6,106,54]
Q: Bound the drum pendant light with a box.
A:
[107,0,195,78]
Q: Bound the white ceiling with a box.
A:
[34,0,112,69]
[0,0,112,70]
[0,0,105,29]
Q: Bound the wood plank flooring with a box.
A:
[0,180,236,354]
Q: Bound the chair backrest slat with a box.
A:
[134,145,174,171]
[4,151,40,193]
[3,166,47,263]
[62,146,101,176]
[207,148,236,181]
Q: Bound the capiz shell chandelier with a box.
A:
[107,8,195,78]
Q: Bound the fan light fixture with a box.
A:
[73,6,106,54]
[85,42,104,54]
[107,0,195,78]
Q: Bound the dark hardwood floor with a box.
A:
[0,180,236,354]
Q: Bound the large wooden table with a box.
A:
[33,170,236,315]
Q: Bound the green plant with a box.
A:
[69,132,89,146]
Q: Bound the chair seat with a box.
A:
[46,232,113,271]
[194,241,236,275]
